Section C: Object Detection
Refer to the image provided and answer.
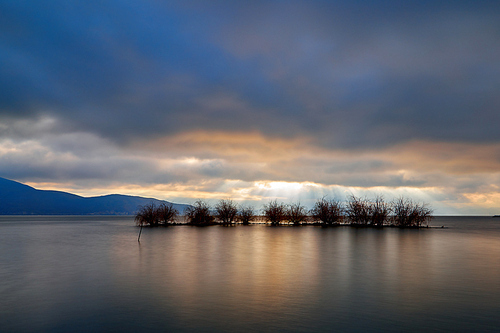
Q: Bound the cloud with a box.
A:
[1,1,500,214]
[2,119,498,213]
[2,1,499,148]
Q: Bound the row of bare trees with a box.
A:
[262,196,431,227]
[135,200,256,226]
[136,195,433,227]
[262,198,351,226]
[344,195,432,227]
[391,197,433,227]
[135,202,179,226]
[185,199,256,226]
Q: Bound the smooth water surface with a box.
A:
[1,216,500,332]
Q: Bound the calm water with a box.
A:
[1,216,500,332]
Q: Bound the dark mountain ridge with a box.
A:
[0,177,189,215]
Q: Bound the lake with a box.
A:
[1,216,500,332]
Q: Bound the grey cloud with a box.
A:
[1,1,500,215]
[2,1,499,149]
[203,1,500,146]
[0,143,158,184]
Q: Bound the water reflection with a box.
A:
[1,217,500,332]
[108,223,500,331]
[112,227,326,330]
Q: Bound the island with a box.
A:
[135,195,433,229]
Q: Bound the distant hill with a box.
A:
[0,177,190,215]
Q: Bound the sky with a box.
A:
[1,0,499,214]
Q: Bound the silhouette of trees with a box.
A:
[135,203,158,226]
[185,200,214,225]
[345,195,393,226]
[263,200,288,225]
[215,199,238,225]
[391,197,433,227]
[369,196,391,226]
[135,202,179,226]
[238,205,255,225]
[157,203,179,225]
[322,195,432,227]
[136,195,433,229]
[288,202,308,225]
[346,195,371,225]
[310,198,343,225]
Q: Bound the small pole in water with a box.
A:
[138,224,143,242]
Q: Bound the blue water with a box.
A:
[1,216,499,332]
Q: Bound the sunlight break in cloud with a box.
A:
[1,121,500,214]
[1,1,500,215]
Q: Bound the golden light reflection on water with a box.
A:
[106,220,500,331]
[4,216,500,332]
[114,227,325,316]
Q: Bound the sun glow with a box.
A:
[255,181,321,191]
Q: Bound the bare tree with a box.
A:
[288,202,307,225]
[369,196,391,226]
[238,205,255,225]
[185,200,214,225]
[411,203,433,227]
[391,197,433,227]
[215,199,238,225]
[263,200,288,225]
[135,202,159,226]
[346,195,371,225]
[310,198,343,225]
[157,202,179,225]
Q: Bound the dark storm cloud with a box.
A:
[1,0,499,148]
[0,0,281,142]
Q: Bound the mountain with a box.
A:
[0,177,190,215]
